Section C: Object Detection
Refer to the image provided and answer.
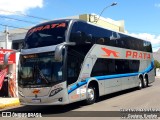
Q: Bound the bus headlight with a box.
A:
[49,88,63,97]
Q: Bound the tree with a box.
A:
[154,60,160,68]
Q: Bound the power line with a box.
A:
[0,9,50,21]
[0,15,37,24]
[0,23,29,30]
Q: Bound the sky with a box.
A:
[0,0,160,52]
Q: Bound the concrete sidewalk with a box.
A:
[155,76,160,79]
[0,98,20,109]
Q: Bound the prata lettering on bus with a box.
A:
[27,23,66,35]
[126,50,151,59]
[101,47,151,60]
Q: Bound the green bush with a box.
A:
[154,60,160,68]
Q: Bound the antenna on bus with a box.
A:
[96,2,117,23]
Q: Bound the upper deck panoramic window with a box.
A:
[24,21,69,49]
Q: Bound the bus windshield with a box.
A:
[24,21,69,49]
[19,52,63,87]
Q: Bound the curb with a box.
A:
[0,98,20,109]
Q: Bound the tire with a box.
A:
[138,77,143,90]
[85,85,96,105]
[143,77,148,88]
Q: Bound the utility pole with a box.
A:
[4,25,9,49]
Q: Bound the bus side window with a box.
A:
[70,30,81,42]
[97,38,105,44]
[75,31,83,44]
[85,34,92,44]
[69,21,95,45]
[67,53,82,85]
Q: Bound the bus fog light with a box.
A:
[58,98,63,102]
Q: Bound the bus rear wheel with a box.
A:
[143,77,148,88]
[86,85,96,104]
[138,77,143,90]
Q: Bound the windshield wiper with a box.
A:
[36,67,49,84]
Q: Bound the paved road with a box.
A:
[0,77,160,120]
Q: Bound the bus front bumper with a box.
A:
[19,95,69,105]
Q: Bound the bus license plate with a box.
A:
[32,99,41,103]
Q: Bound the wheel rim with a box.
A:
[139,80,142,88]
[87,88,94,101]
[144,78,147,86]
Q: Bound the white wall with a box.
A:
[0,41,5,48]
[156,68,160,76]
[0,41,12,49]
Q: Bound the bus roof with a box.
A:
[30,18,151,44]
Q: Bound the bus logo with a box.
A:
[33,89,40,94]
[101,47,119,58]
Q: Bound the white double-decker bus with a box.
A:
[5,19,155,105]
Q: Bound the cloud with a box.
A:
[0,0,44,15]
[155,3,160,8]
[129,33,160,52]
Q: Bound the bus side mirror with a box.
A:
[55,44,65,62]
[55,42,76,62]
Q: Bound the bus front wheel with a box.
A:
[86,85,96,104]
